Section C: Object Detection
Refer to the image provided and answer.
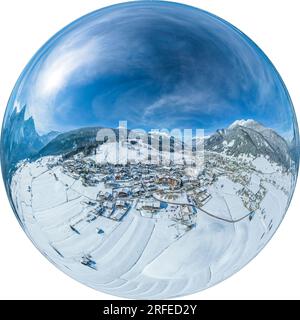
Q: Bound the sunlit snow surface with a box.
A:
[1,1,299,299]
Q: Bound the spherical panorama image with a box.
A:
[1,1,299,299]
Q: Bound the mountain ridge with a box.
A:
[205,120,292,169]
[1,105,60,181]
[2,109,296,180]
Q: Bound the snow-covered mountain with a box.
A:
[229,119,265,131]
[38,119,293,169]
[205,120,292,169]
[2,108,294,181]
[38,127,186,160]
[1,105,59,180]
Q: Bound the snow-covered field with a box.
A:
[10,148,294,298]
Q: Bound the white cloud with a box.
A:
[35,37,100,97]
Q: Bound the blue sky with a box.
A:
[7,1,297,139]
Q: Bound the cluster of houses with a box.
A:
[205,152,273,213]
[237,183,267,212]
[192,187,211,207]
[61,158,101,185]
[50,146,271,237]
[57,155,219,229]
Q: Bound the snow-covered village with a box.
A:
[8,119,296,298]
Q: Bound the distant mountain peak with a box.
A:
[1,105,61,180]
[229,119,265,131]
[205,119,292,169]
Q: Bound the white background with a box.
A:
[0,0,300,300]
